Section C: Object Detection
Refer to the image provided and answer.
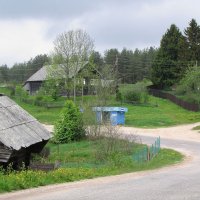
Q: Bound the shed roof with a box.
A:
[0,95,52,150]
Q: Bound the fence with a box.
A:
[133,137,160,163]
[148,87,199,112]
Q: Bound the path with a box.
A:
[1,122,200,200]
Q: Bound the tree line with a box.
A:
[0,48,157,85]
[152,18,200,89]
[0,54,50,83]
[1,18,199,88]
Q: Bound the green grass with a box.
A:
[42,139,183,170]
[192,125,200,130]
[2,83,200,127]
[124,96,200,128]
[0,86,12,96]
[14,99,62,125]
[12,95,200,127]
[0,139,183,193]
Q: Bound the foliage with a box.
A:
[122,80,150,104]
[175,66,200,104]
[52,29,94,102]
[0,139,183,193]
[40,78,61,100]
[116,90,123,103]
[94,126,136,162]
[0,54,49,84]
[95,65,117,106]
[0,86,13,96]
[15,85,28,100]
[53,100,85,143]
[103,47,158,84]
[151,24,185,88]
[192,125,200,130]
[0,65,9,82]
[184,19,200,62]
[151,19,200,89]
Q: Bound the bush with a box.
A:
[123,81,150,104]
[15,85,28,100]
[175,66,200,104]
[116,91,123,103]
[176,67,200,93]
[53,100,85,143]
[124,90,141,103]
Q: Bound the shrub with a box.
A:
[176,67,200,93]
[124,90,141,103]
[53,100,85,143]
[175,66,200,104]
[121,80,150,104]
[15,85,28,100]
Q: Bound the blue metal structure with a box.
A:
[92,107,128,125]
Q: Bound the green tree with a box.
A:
[53,100,85,143]
[151,24,184,88]
[184,19,200,64]
[53,29,94,103]
[8,54,49,84]
[104,48,119,66]
[26,54,50,79]
[118,48,133,83]
[0,65,9,83]
[176,66,200,104]
[89,51,104,71]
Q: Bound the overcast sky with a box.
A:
[0,0,200,67]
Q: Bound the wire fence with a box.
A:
[133,137,160,163]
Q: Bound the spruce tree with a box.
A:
[151,24,184,88]
[184,18,200,64]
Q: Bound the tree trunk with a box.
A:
[73,76,76,103]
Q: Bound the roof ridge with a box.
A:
[0,120,37,132]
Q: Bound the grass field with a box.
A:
[43,139,183,170]
[0,139,183,193]
[124,96,200,128]
[14,95,200,128]
[1,85,200,128]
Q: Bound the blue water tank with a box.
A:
[92,107,128,125]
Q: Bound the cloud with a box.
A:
[0,19,53,66]
[1,0,200,66]
[0,0,97,19]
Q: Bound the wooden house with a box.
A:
[0,94,52,168]
[23,63,88,95]
[23,63,114,95]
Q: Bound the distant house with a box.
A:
[0,94,52,168]
[24,63,88,95]
[24,63,114,95]
[24,66,48,95]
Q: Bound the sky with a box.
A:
[0,0,200,67]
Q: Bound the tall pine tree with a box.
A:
[152,24,184,88]
[184,18,200,64]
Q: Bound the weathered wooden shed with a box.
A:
[0,94,52,168]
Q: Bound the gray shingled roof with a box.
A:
[26,63,88,82]
[26,66,47,82]
[0,95,52,150]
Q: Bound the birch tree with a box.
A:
[53,29,94,102]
